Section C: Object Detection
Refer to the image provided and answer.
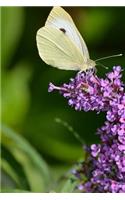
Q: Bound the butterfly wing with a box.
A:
[45,6,90,62]
[36,26,85,70]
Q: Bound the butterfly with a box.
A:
[36,6,122,72]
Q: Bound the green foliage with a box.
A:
[2,63,31,127]
[60,179,78,193]
[80,8,113,44]
[1,7,24,69]
[1,124,50,192]
[1,159,21,188]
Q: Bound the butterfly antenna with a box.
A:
[96,62,109,69]
[55,118,84,145]
[95,53,123,62]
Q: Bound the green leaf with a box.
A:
[1,124,50,192]
[1,188,30,193]
[1,62,31,127]
[1,159,21,187]
[49,164,80,193]
[60,179,77,193]
[1,7,24,68]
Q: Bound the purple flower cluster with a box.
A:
[48,66,125,193]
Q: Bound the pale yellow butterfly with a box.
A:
[36,6,122,72]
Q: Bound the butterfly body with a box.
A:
[36,7,95,72]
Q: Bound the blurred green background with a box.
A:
[1,7,125,192]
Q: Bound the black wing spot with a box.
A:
[59,28,66,33]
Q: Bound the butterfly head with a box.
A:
[87,59,96,68]
[81,59,96,72]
